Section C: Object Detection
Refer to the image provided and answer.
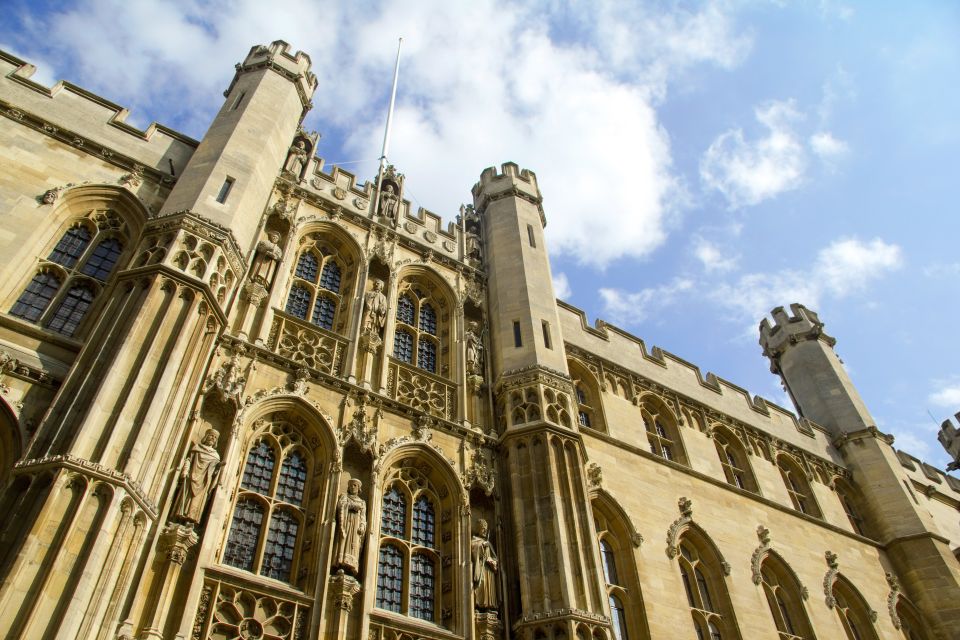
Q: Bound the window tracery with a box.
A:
[11,214,128,337]
[639,397,687,465]
[392,280,448,377]
[676,532,741,640]
[777,455,821,518]
[284,236,350,333]
[759,553,815,640]
[713,428,757,493]
[832,576,879,640]
[593,497,650,640]
[834,479,865,536]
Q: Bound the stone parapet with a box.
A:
[472,162,545,226]
[759,303,837,368]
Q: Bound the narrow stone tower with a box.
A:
[474,164,609,639]
[761,303,960,637]
[0,42,316,639]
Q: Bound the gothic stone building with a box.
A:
[0,41,958,640]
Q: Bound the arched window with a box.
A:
[640,398,687,465]
[760,554,815,640]
[896,595,931,640]
[609,594,628,640]
[593,499,650,640]
[777,455,821,518]
[599,538,619,585]
[392,283,446,376]
[375,462,453,625]
[10,217,126,336]
[832,576,879,640]
[677,533,741,640]
[713,429,757,493]
[284,237,350,333]
[223,421,313,585]
[568,361,606,432]
[835,479,865,536]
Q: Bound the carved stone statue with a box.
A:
[172,429,222,524]
[466,231,482,261]
[466,321,484,375]
[284,139,308,179]
[938,415,960,471]
[471,519,499,610]
[251,231,283,284]
[362,279,388,335]
[379,184,398,219]
[332,479,367,575]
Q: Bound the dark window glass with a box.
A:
[381,486,406,538]
[527,224,536,248]
[708,621,722,640]
[312,295,336,330]
[776,593,796,635]
[578,411,591,427]
[319,260,341,293]
[49,226,91,268]
[241,441,275,494]
[216,177,234,203]
[285,285,311,320]
[11,272,61,321]
[600,539,618,585]
[513,321,522,347]
[81,238,123,280]
[681,565,696,607]
[295,253,319,282]
[277,451,307,505]
[375,544,404,612]
[419,303,437,335]
[696,568,714,611]
[417,339,437,373]
[223,498,264,571]
[393,329,413,364]
[262,509,299,582]
[609,595,628,640]
[397,294,415,325]
[694,621,705,640]
[576,386,587,404]
[47,285,95,337]
[410,553,435,620]
[412,496,435,547]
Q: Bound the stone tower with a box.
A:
[0,41,316,639]
[474,164,609,638]
[761,303,960,636]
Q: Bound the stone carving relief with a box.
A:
[332,479,367,576]
[388,364,456,421]
[329,572,362,612]
[378,184,398,219]
[471,518,499,611]
[204,584,304,640]
[283,138,309,182]
[586,462,603,489]
[665,497,731,575]
[885,572,902,630]
[361,279,388,346]
[338,392,380,456]
[750,525,771,585]
[274,318,343,375]
[462,436,495,496]
[823,551,840,609]
[465,321,485,377]
[203,350,248,410]
[171,428,222,524]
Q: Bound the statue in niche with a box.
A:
[284,139,308,179]
[332,478,367,575]
[250,231,283,284]
[362,279,388,336]
[172,429,222,524]
[466,230,482,261]
[471,518,499,610]
[466,321,484,375]
[379,184,398,219]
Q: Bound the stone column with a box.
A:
[328,573,362,640]
[138,524,198,640]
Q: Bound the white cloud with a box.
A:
[599,278,694,325]
[693,236,738,272]
[700,99,808,208]
[923,263,960,277]
[553,272,572,299]
[815,238,903,296]
[929,379,960,408]
[809,131,849,160]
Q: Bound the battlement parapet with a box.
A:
[471,162,545,225]
[229,41,317,107]
[0,49,197,177]
[759,303,836,363]
[938,412,960,472]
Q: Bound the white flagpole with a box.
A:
[374,37,403,217]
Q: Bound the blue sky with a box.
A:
[3,1,958,467]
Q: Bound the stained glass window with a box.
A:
[418,303,437,335]
[224,498,264,572]
[241,441,275,494]
[410,553,435,620]
[312,295,336,330]
[394,329,414,364]
[285,285,311,320]
[47,285,95,337]
[82,238,123,280]
[417,339,436,373]
[295,253,318,281]
[381,486,406,538]
[277,451,307,505]
[319,261,341,293]
[262,509,299,581]
[412,496,435,547]
[11,272,61,321]
[376,544,403,612]
[49,226,91,268]
[397,294,415,325]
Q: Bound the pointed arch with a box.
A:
[569,358,606,433]
[832,574,879,640]
[636,393,688,465]
[833,478,868,537]
[894,594,932,640]
[711,425,759,494]
[776,454,822,518]
[758,551,816,640]
[392,266,456,378]
[675,525,742,640]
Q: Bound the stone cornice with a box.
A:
[146,209,245,276]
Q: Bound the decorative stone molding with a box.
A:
[751,525,771,585]
[0,348,56,390]
[665,497,731,575]
[586,462,603,489]
[191,585,213,640]
[886,572,902,630]
[823,551,840,609]
[462,435,495,496]
[203,348,249,409]
[160,522,199,565]
[338,391,381,456]
[329,572,362,611]
[475,610,502,640]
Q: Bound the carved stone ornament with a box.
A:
[119,164,144,187]
[412,414,435,442]
[171,428,222,524]
[291,367,310,395]
[332,186,347,200]
[462,437,495,496]
[243,281,269,308]
[823,551,840,609]
[329,572,362,611]
[203,350,248,409]
[587,462,603,489]
[886,572,902,630]
[665,497,731,575]
[751,525,772,585]
[41,189,59,204]
[338,392,380,456]
[160,523,199,565]
[353,197,368,211]
[332,478,367,576]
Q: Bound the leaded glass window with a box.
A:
[49,226,91,268]
[394,329,414,364]
[412,496,435,547]
[82,238,123,280]
[11,272,61,322]
[419,303,437,335]
[410,554,435,620]
[417,339,436,373]
[224,498,264,572]
[285,285,311,320]
[376,545,403,612]
[262,510,299,581]
[397,294,415,325]
[277,451,307,505]
[47,284,95,337]
[382,486,406,538]
[319,261,341,293]
[242,441,276,494]
[295,253,318,281]
[312,295,336,330]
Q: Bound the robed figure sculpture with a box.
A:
[471,518,499,610]
[172,428,222,524]
[333,478,367,575]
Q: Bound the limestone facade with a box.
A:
[0,41,958,640]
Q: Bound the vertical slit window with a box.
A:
[381,486,406,538]
[410,554,435,620]
[262,510,299,582]
[393,329,414,364]
[49,226,91,268]
[81,238,123,280]
[11,272,61,321]
[375,544,404,612]
[319,261,341,293]
[527,224,536,247]
[295,253,319,281]
[277,452,307,505]
[223,498,264,572]
[513,321,522,347]
[542,320,552,349]
[412,496,435,547]
[284,285,311,320]
[231,91,246,110]
[216,177,234,203]
[241,441,276,494]
[47,284,95,337]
